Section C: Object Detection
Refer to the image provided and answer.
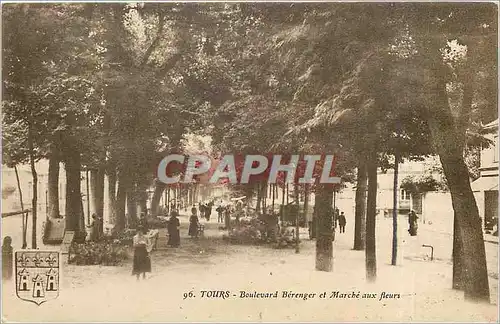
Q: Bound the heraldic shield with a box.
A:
[15,251,60,306]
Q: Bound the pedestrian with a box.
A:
[205,202,213,221]
[2,236,13,281]
[338,212,347,233]
[189,207,200,238]
[408,210,418,236]
[97,215,104,240]
[167,210,181,247]
[132,226,152,280]
[199,203,205,219]
[216,205,224,223]
[89,214,99,241]
[235,201,244,223]
[138,212,149,233]
[224,205,231,230]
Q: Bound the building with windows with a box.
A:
[375,157,441,216]
[472,119,499,232]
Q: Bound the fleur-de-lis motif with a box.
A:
[45,253,58,267]
[17,253,30,267]
[32,253,43,267]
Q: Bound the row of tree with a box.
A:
[2,3,496,303]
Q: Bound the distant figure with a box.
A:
[132,226,152,280]
[98,215,104,239]
[189,207,200,238]
[338,212,347,233]
[235,202,244,223]
[408,210,418,236]
[90,214,99,241]
[167,211,181,247]
[138,213,149,233]
[205,202,213,221]
[199,203,206,218]
[224,206,231,230]
[2,236,13,281]
[216,205,224,223]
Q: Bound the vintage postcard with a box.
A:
[1,1,498,322]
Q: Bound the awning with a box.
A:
[471,176,499,192]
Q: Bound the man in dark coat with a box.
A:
[338,212,347,233]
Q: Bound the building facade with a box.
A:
[472,119,499,231]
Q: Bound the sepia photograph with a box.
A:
[1,1,498,322]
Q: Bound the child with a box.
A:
[188,207,199,238]
[2,236,13,281]
[132,227,152,280]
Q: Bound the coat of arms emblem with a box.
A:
[15,251,60,305]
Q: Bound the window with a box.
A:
[494,136,498,162]
[400,189,410,200]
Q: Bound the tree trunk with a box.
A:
[85,170,90,225]
[115,173,129,232]
[391,152,400,265]
[452,211,464,290]
[439,151,489,302]
[304,184,309,226]
[27,122,38,249]
[151,181,166,217]
[136,182,148,217]
[126,181,138,225]
[79,195,85,235]
[315,184,334,272]
[426,48,489,302]
[166,186,171,213]
[90,170,98,217]
[256,183,262,214]
[64,150,82,235]
[90,167,105,235]
[14,165,27,249]
[48,146,60,219]
[263,183,268,212]
[107,166,117,224]
[272,183,276,213]
[281,184,285,225]
[295,183,300,254]
[354,161,368,250]
[365,155,378,282]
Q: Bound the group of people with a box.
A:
[198,201,214,221]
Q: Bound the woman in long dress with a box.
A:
[132,227,152,280]
[167,211,181,247]
[188,207,199,238]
